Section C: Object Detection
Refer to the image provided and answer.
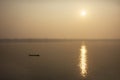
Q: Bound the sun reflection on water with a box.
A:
[79,42,88,77]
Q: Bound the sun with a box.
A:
[81,10,87,16]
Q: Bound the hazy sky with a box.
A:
[0,0,120,39]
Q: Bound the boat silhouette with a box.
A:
[29,53,40,56]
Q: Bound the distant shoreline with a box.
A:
[0,39,120,42]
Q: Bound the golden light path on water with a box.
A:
[79,42,88,77]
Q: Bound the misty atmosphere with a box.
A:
[0,0,120,80]
[0,0,120,39]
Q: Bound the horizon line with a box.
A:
[0,38,120,42]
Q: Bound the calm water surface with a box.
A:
[0,40,120,80]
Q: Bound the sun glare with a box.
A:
[79,43,88,77]
[81,10,87,16]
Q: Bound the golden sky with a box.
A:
[0,0,120,39]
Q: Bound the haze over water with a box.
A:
[0,0,120,80]
[0,40,120,80]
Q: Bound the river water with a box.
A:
[0,40,120,80]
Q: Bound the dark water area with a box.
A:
[0,40,120,80]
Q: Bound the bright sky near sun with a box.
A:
[0,0,120,39]
[81,10,87,16]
